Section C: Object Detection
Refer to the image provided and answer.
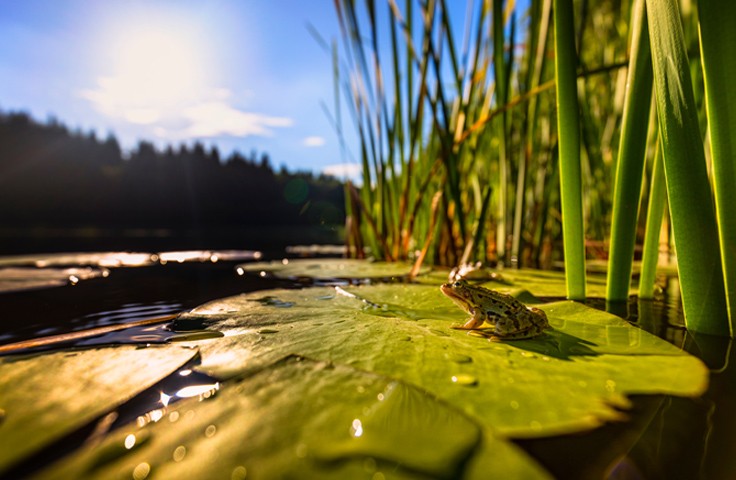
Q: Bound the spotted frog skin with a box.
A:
[440,280,549,339]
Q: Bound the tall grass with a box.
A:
[331,0,735,336]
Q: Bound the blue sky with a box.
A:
[0,0,354,176]
[0,1,518,178]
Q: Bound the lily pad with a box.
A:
[172,282,707,438]
[236,258,430,282]
[0,266,108,293]
[0,252,156,268]
[36,356,551,479]
[0,345,198,474]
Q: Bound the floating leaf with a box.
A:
[168,280,707,438]
[12,260,709,477]
[0,345,198,474]
[236,259,428,282]
[0,267,108,293]
[36,357,551,479]
[0,252,156,268]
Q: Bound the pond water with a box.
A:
[0,250,733,479]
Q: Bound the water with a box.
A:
[0,256,288,347]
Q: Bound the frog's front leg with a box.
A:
[451,308,486,330]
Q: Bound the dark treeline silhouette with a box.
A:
[0,111,345,235]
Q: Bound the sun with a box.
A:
[84,23,208,125]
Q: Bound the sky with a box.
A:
[0,0,357,177]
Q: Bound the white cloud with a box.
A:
[183,101,292,137]
[80,80,293,140]
[322,163,363,181]
[303,136,326,147]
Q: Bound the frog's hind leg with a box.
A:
[494,323,547,340]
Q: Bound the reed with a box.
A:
[605,0,652,302]
[646,0,728,335]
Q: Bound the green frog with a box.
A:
[440,280,549,339]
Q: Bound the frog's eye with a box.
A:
[453,281,463,288]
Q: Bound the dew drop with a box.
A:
[509,400,520,410]
[350,418,364,437]
[173,445,187,462]
[605,380,616,392]
[451,374,478,386]
[124,434,136,450]
[231,465,247,480]
[205,424,217,438]
[132,462,151,480]
[169,411,180,423]
[444,353,473,364]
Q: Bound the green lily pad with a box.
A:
[236,258,430,281]
[0,345,198,474]
[36,356,551,479]
[20,260,708,478]
[172,282,706,438]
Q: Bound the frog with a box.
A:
[440,280,549,340]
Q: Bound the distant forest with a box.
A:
[0,111,345,231]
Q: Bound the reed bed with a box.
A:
[330,0,734,336]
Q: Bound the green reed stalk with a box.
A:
[512,0,551,268]
[553,0,586,299]
[639,143,666,299]
[605,0,652,302]
[493,0,510,266]
[646,0,728,334]
[698,1,736,335]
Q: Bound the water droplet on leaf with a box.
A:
[450,374,478,386]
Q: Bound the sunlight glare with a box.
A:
[88,23,208,125]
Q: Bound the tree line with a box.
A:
[0,111,344,231]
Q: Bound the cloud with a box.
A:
[322,163,362,181]
[183,101,292,137]
[79,79,292,140]
[303,136,326,147]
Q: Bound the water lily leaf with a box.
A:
[36,356,551,479]
[239,258,630,297]
[237,258,429,282]
[0,266,108,293]
[174,282,707,438]
[0,252,156,268]
[0,345,198,474]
